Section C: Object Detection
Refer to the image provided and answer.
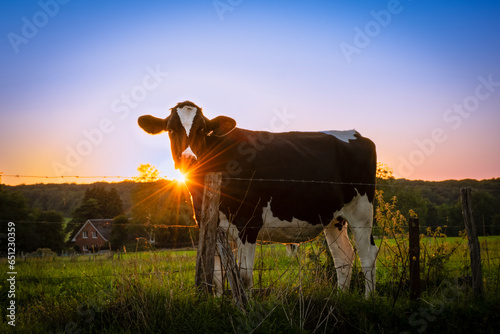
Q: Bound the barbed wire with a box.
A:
[1,174,135,180]
[6,254,500,283]
[2,173,499,191]
[2,220,200,229]
[1,175,498,233]
[4,220,497,231]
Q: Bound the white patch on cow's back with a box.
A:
[176,105,197,134]
[321,130,358,143]
[259,200,324,243]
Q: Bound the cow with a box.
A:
[138,101,378,296]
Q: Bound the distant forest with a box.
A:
[5,181,138,217]
[1,180,195,254]
[375,178,500,236]
[1,177,500,254]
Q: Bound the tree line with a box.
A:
[1,174,499,254]
[0,179,196,254]
[377,177,500,236]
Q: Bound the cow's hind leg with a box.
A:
[324,220,355,292]
[237,241,257,289]
[344,194,378,296]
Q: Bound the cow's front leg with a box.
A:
[237,242,257,289]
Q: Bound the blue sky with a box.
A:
[1,0,499,185]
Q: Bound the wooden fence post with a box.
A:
[217,227,248,309]
[409,216,420,300]
[460,187,484,299]
[195,172,222,294]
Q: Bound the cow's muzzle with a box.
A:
[179,146,198,173]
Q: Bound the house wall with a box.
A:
[74,224,108,252]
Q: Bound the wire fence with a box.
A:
[1,174,133,180]
[3,219,500,237]
[2,173,499,285]
[1,173,499,190]
[4,242,500,284]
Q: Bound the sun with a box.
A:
[175,174,186,183]
[172,170,186,183]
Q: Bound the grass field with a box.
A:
[1,236,500,333]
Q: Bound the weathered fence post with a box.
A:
[409,216,420,300]
[460,187,484,299]
[217,227,248,309]
[195,172,222,294]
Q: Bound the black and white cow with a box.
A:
[138,101,378,295]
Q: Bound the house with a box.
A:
[71,219,113,253]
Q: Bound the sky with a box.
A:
[1,0,499,186]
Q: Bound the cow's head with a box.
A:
[138,101,236,174]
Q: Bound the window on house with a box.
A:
[83,231,88,239]
[92,231,97,239]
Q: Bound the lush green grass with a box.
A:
[1,237,500,333]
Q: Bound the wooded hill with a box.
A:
[4,181,138,217]
[377,178,500,235]
[1,180,196,253]
[3,177,500,237]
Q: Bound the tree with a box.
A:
[0,186,30,254]
[134,164,161,183]
[67,186,124,239]
[13,210,66,254]
[1,185,67,253]
[472,190,498,236]
[130,179,196,248]
[109,215,129,250]
[376,162,395,180]
[81,186,123,218]
[0,185,29,221]
[435,201,463,237]
[71,198,102,223]
[33,210,65,253]
[377,182,429,226]
[492,213,500,235]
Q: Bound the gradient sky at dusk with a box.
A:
[1,0,499,186]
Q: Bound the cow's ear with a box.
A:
[208,116,236,137]
[138,115,168,134]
